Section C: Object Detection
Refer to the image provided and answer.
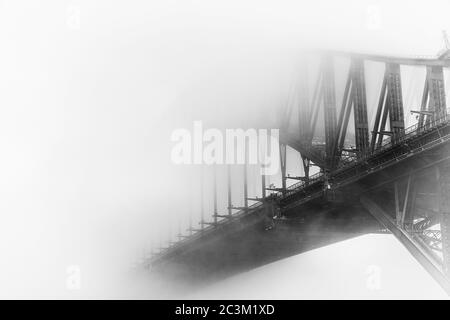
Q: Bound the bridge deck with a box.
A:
[151,114,450,267]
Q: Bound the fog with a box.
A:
[0,0,449,298]
[188,234,448,299]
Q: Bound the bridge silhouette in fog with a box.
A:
[149,47,450,294]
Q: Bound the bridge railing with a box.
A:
[263,171,324,201]
[154,199,266,259]
[276,111,450,199]
[153,112,450,260]
[374,112,449,155]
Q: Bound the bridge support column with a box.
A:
[370,76,387,152]
[386,63,405,143]
[428,66,447,120]
[244,142,249,211]
[279,144,287,194]
[333,59,370,167]
[301,156,310,184]
[418,66,447,129]
[428,66,446,123]
[227,164,232,217]
[298,64,310,141]
[438,164,450,276]
[322,56,337,168]
[213,165,218,225]
[370,63,405,151]
[351,59,370,158]
[396,172,417,228]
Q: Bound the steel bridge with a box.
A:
[149,50,450,293]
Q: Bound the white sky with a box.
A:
[0,0,449,298]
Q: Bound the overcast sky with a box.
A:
[0,0,449,298]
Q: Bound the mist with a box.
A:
[0,0,449,298]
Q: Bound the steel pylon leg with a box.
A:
[438,165,450,276]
